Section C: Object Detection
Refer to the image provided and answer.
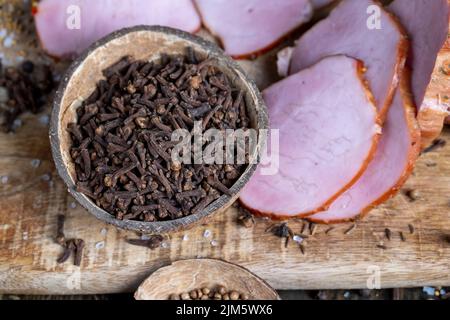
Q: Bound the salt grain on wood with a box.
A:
[12,118,22,130]
[203,230,211,238]
[31,159,41,168]
[38,114,50,126]
[140,234,151,240]
[293,235,304,244]
[3,34,14,48]
[95,241,105,249]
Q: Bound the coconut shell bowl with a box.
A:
[50,25,268,234]
[134,259,280,300]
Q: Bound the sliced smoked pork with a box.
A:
[388,0,449,148]
[34,0,201,58]
[194,0,313,58]
[419,37,450,144]
[239,56,380,219]
[308,71,421,223]
[289,0,408,120]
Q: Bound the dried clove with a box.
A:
[54,213,85,266]
[237,205,255,228]
[309,222,317,236]
[55,214,66,246]
[385,228,392,241]
[126,235,164,249]
[73,239,85,266]
[422,139,446,153]
[266,222,293,248]
[57,240,75,264]
[344,224,357,235]
[404,189,421,201]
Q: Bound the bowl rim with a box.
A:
[49,25,268,234]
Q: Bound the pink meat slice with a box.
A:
[308,72,421,223]
[240,56,380,218]
[34,0,201,58]
[289,0,408,120]
[388,0,449,148]
[388,0,449,109]
[194,0,313,58]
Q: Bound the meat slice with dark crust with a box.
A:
[289,0,409,121]
[194,0,313,58]
[308,70,421,224]
[239,56,380,219]
[388,0,449,148]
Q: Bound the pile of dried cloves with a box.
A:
[68,47,251,222]
[0,60,53,132]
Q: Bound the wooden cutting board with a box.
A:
[1,123,450,294]
[1,2,450,295]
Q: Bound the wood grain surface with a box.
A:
[0,1,449,295]
[0,119,449,294]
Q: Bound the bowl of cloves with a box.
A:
[50,25,268,234]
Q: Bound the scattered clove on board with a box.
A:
[237,205,255,228]
[73,239,85,266]
[422,139,446,153]
[404,189,421,201]
[266,222,293,248]
[55,214,66,246]
[309,222,317,236]
[299,243,306,255]
[126,235,164,249]
[57,240,75,264]
[344,224,357,235]
[300,221,307,234]
[442,234,450,244]
[54,214,85,266]
[385,228,392,241]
